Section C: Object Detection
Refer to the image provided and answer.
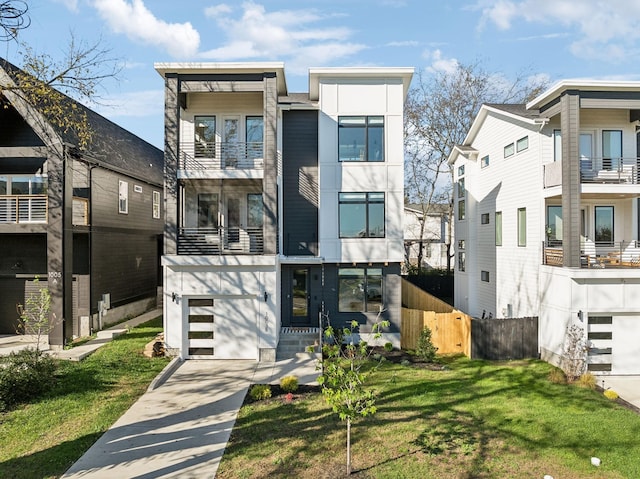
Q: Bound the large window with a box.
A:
[339,192,384,238]
[194,116,216,158]
[602,130,622,170]
[458,199,466,220]
[197,193,218,228]
[595,206,614,244]
[338,268,383,313]
[338,116,384,162]
[247,193,263,228]
[553,129,562,162]
[518,207,526,247]
[246,116,263,159]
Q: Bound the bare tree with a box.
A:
[0,0,29,41]
[404,61,548,273]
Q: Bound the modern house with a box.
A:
[404,203,451,271]
[0,58,164,347]
[156,62,413,360]
[449,80,640,375]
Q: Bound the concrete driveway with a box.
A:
[599,376,640,412]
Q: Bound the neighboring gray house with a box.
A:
[404,203,452,271]
[0,58,164,347]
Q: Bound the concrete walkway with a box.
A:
[61,356,319,479]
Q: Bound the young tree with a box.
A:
[16,277,52,356]
[318,316,389,475]
[404,62,548,272]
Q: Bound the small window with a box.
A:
[458,239,465,249]
[118,180,128,214]
[458,252,466,272]
[458,199,466,220]
[481,270,490,282]
[516,136,529,152]
[481,213,490,225]
[457,165,465,177]
[134,185,143,193]
[504,143,515,158]
[481,155,490,168]
[153,190,161,219]
[458,178,465,198]
[553,130,562,162]
[189,298,214,307]
[495,211,502,246]
[518,207,526,246]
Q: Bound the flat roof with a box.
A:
[527,79,640,110]
[308,67,414,100]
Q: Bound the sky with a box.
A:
[5,0,640,149]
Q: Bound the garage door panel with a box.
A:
[611,316,640,375]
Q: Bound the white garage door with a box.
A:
[186,297,258,360]
[611,315,640,375]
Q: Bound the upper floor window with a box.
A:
[0,175,47,195]
[516,136,529,152]
[118,180,128,214]
[595,206,614,244]
[246,116,264,159]
[504,143,515,158]
[247,193,263,228]
[495,211,502,246]
[553,129,562,162]
[458,178,465,198]
[152,191,161,219]
[481,213,490,224]
[602,130,622,170]
[481,155,490,168]
[458,164,465,177]
[339,192,384,238]
[518,207,526,246]
[194,116,216,158]
[458,199,466,221]
[338,116,384,162]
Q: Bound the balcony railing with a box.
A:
[73,197,89,226]
[0,195,47,223]
[177,226,264,255]
[544,157,640,188]
[543,240,640,269]
[179,142,264,170]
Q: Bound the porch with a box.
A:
[0,196,89,225]
[544,157,640,188]
[179,142,264,170]
[543,240,640,268]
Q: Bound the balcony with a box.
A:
[543,240,640,269]
[545,157,640,188]
[179,142,264,170]
[177,226,264,255]
[0,195,47,223]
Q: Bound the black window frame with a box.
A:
[338,267,384,313]
[338,192,385,238]
[338,116,384,162]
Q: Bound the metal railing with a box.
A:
[543,240,640,268]
[179,142,264,170]
[178,226,264,255]
[0,195,47,223]
[544,157,640,187]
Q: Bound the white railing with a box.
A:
[543,240,640,268]
[179,142,264,170]
[0,195,47,223]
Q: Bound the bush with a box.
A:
[416,327,438,362]
[577,372,596,389]
[280,375,299,393]
[548,368,567,384]
[383,342,394,352]
[604,389,619,401]
[0,348,56,411]
[249,384,272,401]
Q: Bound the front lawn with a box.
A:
[0,317,169,479]
[217,357,640,478]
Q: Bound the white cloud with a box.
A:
[423,49,459,75]
[199,2,365,66]
[475,0,640,62]
[91,89,164,118]
[386,40,419,48]
[91,0,200,58]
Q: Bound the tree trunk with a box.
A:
[346,417,351,475]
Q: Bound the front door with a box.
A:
[291,268,310,326]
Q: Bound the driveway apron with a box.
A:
[61,360,255,479]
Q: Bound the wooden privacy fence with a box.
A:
[402,278,453,313]
[471,317,538,360]
[401,308,472,357]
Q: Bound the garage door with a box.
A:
[186,297,258,360]
[611,315,640,375]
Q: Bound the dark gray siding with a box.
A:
[0,105,45,147]
[281,265,323,327]
[282,110,318,256]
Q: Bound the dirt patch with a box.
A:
[368,346,448,370]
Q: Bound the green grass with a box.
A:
[0,317,170,479]
[217,357,640,478]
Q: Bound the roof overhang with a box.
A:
[527,79,640,111]
[154,62,287,96]
[308,67,414,101]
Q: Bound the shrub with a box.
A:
[416,327,438,362]
[577,372,596,389]
[400,359,412,367]
[604,389,619,400]
[280,375,299,393]
[0,348,56,411]
[249,384,272,401]
[383,342,394,352]
[548,368,567,384]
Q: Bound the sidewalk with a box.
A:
[61,356,319,479]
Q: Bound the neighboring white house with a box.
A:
[156,62,413,360]
[449,81,640,375]
[404,203,451,271]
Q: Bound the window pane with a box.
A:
[247,193,263,228]
[339,117,366,161]
[518,208,526,246]
[338,268,365,312]
[495,211,502,246]
[246,116,263,159]
[194,116,216,158]
[458,252,465,271]
[198,193,218,228]
[504,143,514,158]
[31,177,47,195]
[458,178,465,198]
[368,202,385,237]
[481,155,489,168]
[602,130,622,170]
[366,268,383,312]
[11,176,29,195]
[367,122,384,161]
[458,199,465,220]
[553,130,562,162]
[547,205,562,244]
[595,206,613,243]
[340,202,366,237]
[516,136,528,152]
[0,176,6,195]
